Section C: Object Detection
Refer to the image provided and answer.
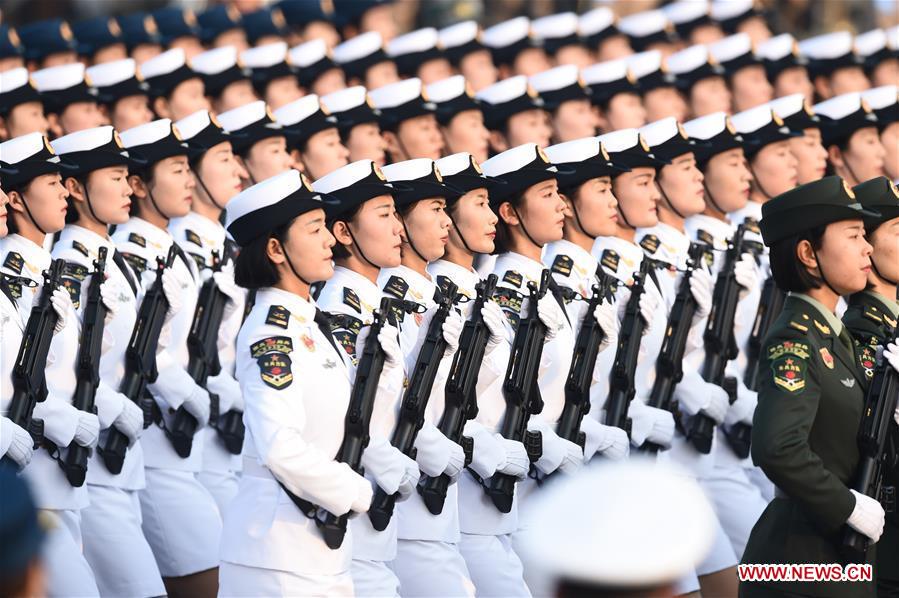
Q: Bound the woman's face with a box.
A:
[391,114,444,161]
[147,156,195,219]
[504,109,552,149]
[774,67,814,103]
[751,140,798,198]
[216,80,258,114]
[836,127,886,185]
[828,66,870,97]
[81,166,133,225]
[807,219,872,295]
[868,216,899,287]
[643,87,688,123]
[59,102,106,135]
[264,76,303,111]
[604,93,646,131]
[197,142,246,208]
[730,65,774,113]
[512,48,551,77]
[244,136,294,182]
[401,197,452,262]
[507,178,566,245]
[703,148,752,213]
[871,59,899,88]
[10,173,68,234]
[448,188,497,254]
[310,68,347,97]
[612,167,661,228]
[348,194,403,268]
[552,99,596,143]
[459,50,498,92]
[689,77,732,117]
[301,128,349,180]
[788,128,828,184]
[566,176,618,237]
[279,208,335,284]
[657,153,705,218]
[346,123,387,166]
[110,95,153,132]
[417,58,453,85]
[442,110,490,163]
[166,79,210,121]
[364,61,400,91]
[5,102,49,138]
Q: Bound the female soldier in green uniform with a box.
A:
[741,176,882,598]
[843,175,899,597]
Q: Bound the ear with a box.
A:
[152,96,170,119]
[128,174,148,199]
[813,75,831,102]
[98,103,111,123]
[827,145,844,169]
[488,130,508,153]
[331,219,354,248]
[6,189,26,215]
[558,191,574,219]
[497,201,519,226]
[0,115,8,140]
[592,106,608,134]
[265,236,286,265]
[382,131,401,161]
[46,113,63,138]
[795,238,818,272]
[65,176,86,202]
[291,149,306,174]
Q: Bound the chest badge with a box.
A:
[818,347,834,369]
[300,333,316,352]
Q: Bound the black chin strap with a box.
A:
[346,224,381,271]
[146,187,171,222]
[195,174,225,211]
[615,199,637,230]
[841,154,864,187]
[82,183,108,227]
[19,193,48,236]
[657,181,688,220]
[281,243,314,288]
[871,253,899,286]
[569,198,602,239]
[447,213,476,255]
[811,245,841,298]
[748,164,777,201]
[511,205,542,250]
[400,217,429,264]
[701,181,728,215]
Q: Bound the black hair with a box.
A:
[234,217,295,289]
[769,223,828,293]
[5,179,33,236]
[328,202,364,261]
[492,191,525,255]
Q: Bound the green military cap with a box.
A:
[760,175,880,245]
[852,176,899,231]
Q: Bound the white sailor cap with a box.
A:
[289,38,328,68]
[387,27,445,77]
[311,159,395,215]
[426,75,481,125]
[191,45,238,76]
[531,12,579,55]
[529,64,589,107]
[626,49,663,79]
[240,41,289,69]
[139,47,187,80]
[482,16,530,50]
[731,103,782,132]
[273,94,323,127]
[578,7,618,45]
[683,112,749,166]
[861,85,898,112]
[438,21,484,66]
[332,31,390,81]
[226,168,333,246]
[274,94,339,148]
[321,85,380,131]
[51,125,131,175]
[767,93,819,130]
[710,0,758,32]
[176,109,217,139]
[814,92,871,121]
[0,131,64,187]
[598,128,668,168]
[51,124,117,154]
[640,116,698,161]
[815,92,879,146]
[381,157,461,207]
[545,136,623,188]
[0,67,42,115]
[216,100,283,153]
[175,109,232,158]
[757,33,798,62]
[617,10,674,51]
[481,142,560,202]
[435,151,503,193]
[475,75,531,105]
[854,28,898,73]
[436,152,477,177]
[32,62,99,113]
[119,118,189,169]
[731,103,799,153]
[855,29,887,59]
[798,31,855,61]
[475,75,545,129]
[86,58,138,88]
[368,77,435,129]
[581,58,639,105]
[708,32,756,72]
[517,460,717,589]
[663,0,711,33]
[0,68,33,97]
[666,44,724,89]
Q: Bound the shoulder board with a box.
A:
[121,252,147,275]
[884,313,897,329]
[744,217,760,234]
[188,252,207,271]
[812,319,830,335]
[72,240,90,257]
[6,281,23,300]
[184,229,202,247]
[502,269,523,287]
[639,234,660,255]
[127,233,146,248]
[435,274,455,298]
[265,304,291,329]
[550,254,573,277]
[342,287,362,313]
[697,229,714,246]
[863,307,883,324]
[789,320,809,332]
[383,275,409,300]
[2,251,24,275]
[600,249,619,273]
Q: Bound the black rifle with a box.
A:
[484,270,551,514]
[1,260,64,470]
[557,269,617,450]
[642,243,707,455]
[61,248,107,486]
[100,246,176,474]
[368,281,459,531]
[688,225,747,455]
[842,328,899,564]
[744,275,786,391]
[282,298,399,549]
[419,274,498,515]
[604,259,653,435]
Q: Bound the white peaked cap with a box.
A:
[531,12,578,41]
[0,67,31,93]
[598,128,641,152]
[273,94,321,126]
[618,10,669,38]
[175,109,215,140]
[86,58,138,87]
[226,169,319,230]
[664,1,710,25]
[579,7,616,37]
[640,116,683,147]
[426,75,467,103]
[368,77,424,109]
[767,93,807,119]
[32,62,87,92]
[710,0,754,21]
[321,85,368,112]
[312,159,377,193]
[438,21,478,50]
[240,42,289,68]
[381,158,436,181]
[333,31,383,64]
[798,31,854,60]
[119,118,176,147]
[436,151,475,176]
[387,27,439,57]
[544,137,604,164]
[582,58,631,85]
[482,17,530,49]
[861,85,898,111]
[217,100,271,132]
[475,75,529,104]
[51,125,117,154]
[481,143,546,177]
[709,32,753,63]
[191,46,238,75]
[627,50,664,79]
[289,38,328,68]
[854,29,886,58]
[529,64,580,93]
[0,132,58,164]
[813,92,867,120]
[757,33,798,61]
[667,44,712,74]
[731,104,777,133]
[518,460,717,588]
[684,111,731,140]
[139,48,187,79]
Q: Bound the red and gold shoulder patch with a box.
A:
[768,341,810,394]
[251,335,294,389]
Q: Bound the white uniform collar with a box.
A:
[0,234,51,281]
[57,225,114,260]
[255,286,317,323]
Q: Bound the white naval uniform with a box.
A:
[220,287,360,596]
[52,226,165,597]
[0,234,100,597]
[376,264,476,598]
[317,266,406,598]
[684,214,769,559]
[111,217,222,577]
[169,211,245,514]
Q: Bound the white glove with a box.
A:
[441,310,464,359]
[725,386,757,427]
[628,400,676,450]
[677,380,729,423]
[847,489,886,543]
[594,423,630,460]
[112,397,145,446]
[2,418,34,468]
[141,267,183,322]
[537,294,564,341]
[734,253,759,300]
[884,341,899,375]
[689,266,713,320]
[413,424,455,477]
[45,287,71,334]
[494,435,530,479]
[618,282,660,336]
[557,436,584,474]
[380,323,404,368]
[530,420,582,475]
[207,372,243,413]
[73,411,100,448]
[99,277,124,322]
[350,472,374,513]
[465,421,505,479]
[213,264,243,321]
[396,452,421,501]
[443,439,466,481]
[482,300,507,356]
[593,299,619,353]
[182,385,211,428]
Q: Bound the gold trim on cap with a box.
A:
[434,165,444,181]
[639,134,650,151]
[8,28,21,48]
[43,135,56,154]
[536,146,550,163]
[145,16,159,35]
[890,180,899,198]
[60,21,74,41]
[265,105,277,122]
[300,172,314,191]
[209,112,223,128]
[725,116,737,134]
[113,130,125,148]
[471,155,483,173]
[842,178,856,199]
[172,123,184,140]
[227,5,241,23]
[600,143,610,161]
[772,111,784,126]
[272,8,287,30]
[184,9,198,27]
[108,18,122,37]
[373,163,386,180]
